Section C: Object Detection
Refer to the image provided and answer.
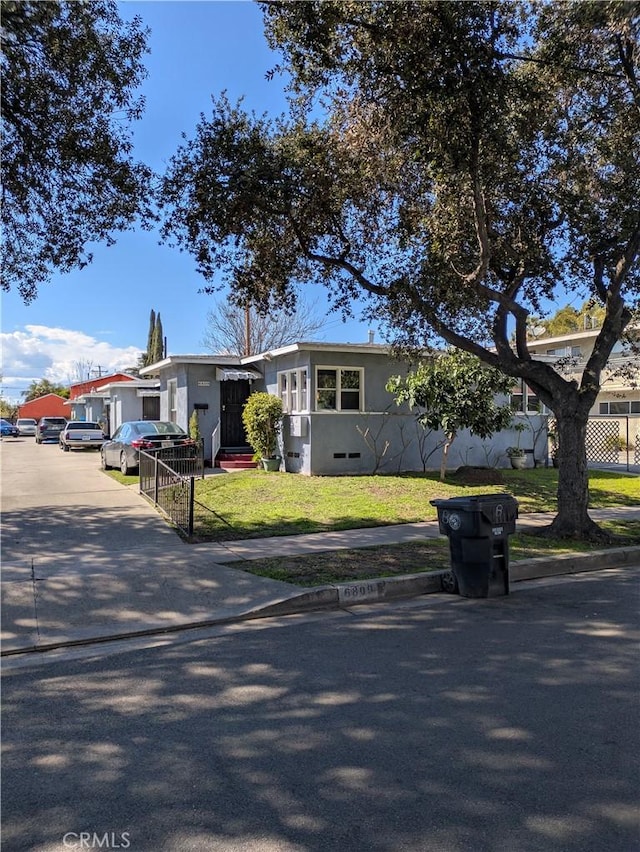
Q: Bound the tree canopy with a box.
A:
[529,300,607,339]
[22,379,70,401]
[1,0,152,302]
[0,399,19,420]
[139,309,164,367]
[159,1,639,539]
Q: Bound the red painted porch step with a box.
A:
[215,451,258,471]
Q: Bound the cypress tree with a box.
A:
[153,312,164,362]
[142,309,156,368]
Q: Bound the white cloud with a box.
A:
[1,325,143,403]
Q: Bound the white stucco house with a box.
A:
[66,375,160,436]
[511,326,639,464]
[511,326,639,416]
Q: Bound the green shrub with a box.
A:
[189,409,202,442]
[242,392,283,459]
[603,434,627,452]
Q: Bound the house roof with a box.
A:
[96,379,159,391]
[70,379,160,403]
[527,322,639,350]
[242,341,391,364]
[140,344,392,374]
[527,328,600,348]
[20,392,69,403]
[69,372,140,400]
[139,354,243,376]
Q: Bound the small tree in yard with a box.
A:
[387,350,515,481]
[242,392,283,461]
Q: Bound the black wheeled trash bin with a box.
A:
[430,494,519,598]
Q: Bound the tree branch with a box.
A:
[288,217,389,296]
[615,34,640,116]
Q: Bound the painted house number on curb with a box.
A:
[338,581,386,604]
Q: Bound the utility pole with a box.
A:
[244,303,251,357]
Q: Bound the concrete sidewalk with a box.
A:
[196,505,640,562]
[3,505,639,657]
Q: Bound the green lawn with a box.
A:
[189,467,640,541]
[233,519,640,587]
[102,465,639,586]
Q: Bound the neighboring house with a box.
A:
[69,379,160,437]
[140,354,263,464]
[514,325,640,463]
[66,372,159,434]
[18,394,68,421]
[141,342,539,474]
[69,372,139,402]
[513,326,640,416]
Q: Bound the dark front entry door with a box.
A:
[220,380,250,447]
[142,396,160,420]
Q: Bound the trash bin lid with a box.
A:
[430,493,518,523]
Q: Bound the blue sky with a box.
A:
[1,1,374,404]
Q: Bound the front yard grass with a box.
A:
[190,467,640,541]
[232,519,640,587]
[101,464,639,586]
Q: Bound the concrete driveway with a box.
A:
[0,437,295,652]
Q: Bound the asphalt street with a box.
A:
[2,567,639,852]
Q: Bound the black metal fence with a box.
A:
[138,444,204,538]
[144,441,205,478]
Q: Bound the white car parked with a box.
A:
[59,421,106,452]
[16,418,37,436]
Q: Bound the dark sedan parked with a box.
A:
[100,420,194,475]
[35,416,67,443]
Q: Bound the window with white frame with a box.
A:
[510,380,545,413]
[278,369,309,413]
[316,367,363,411]
[599,401,640,415]
[167,379,177,423]
[545,346,582,358]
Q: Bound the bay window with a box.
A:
[278,369,308,413]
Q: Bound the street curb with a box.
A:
[3,546,639,657]
[510,545,640,582]
[227,544,640,618]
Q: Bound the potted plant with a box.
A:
[506,422,528,468]
[242,392,283,471]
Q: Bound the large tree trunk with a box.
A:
[546,403,606,541]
